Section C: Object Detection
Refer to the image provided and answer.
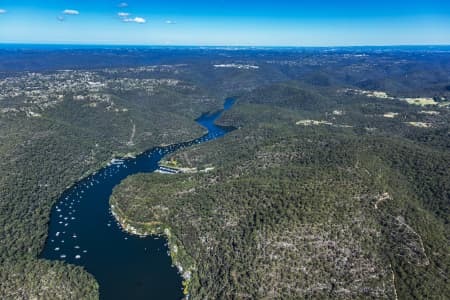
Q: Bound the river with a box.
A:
[40,98,236,299]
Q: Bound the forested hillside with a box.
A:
[0,65,223,298]
[111,77,449,299]
[1,47,449,299]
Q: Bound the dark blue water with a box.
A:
[41,98,235,300]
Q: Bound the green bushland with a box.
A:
[112,81,449,299]
[2,49,450,299]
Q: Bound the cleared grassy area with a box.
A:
[403,97,438,106]
[346,89,440,106]
[405,121,433,128]
[296,119,333,126]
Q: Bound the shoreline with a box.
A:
[110,203,193,299]
[41,98,234,299]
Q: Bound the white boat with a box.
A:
[111,158,124,165]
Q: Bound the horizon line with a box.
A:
[1,42,450,49]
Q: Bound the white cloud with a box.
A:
[117,12,130,18]
[0,9,7,14]
[165,20,176,24]
[123,17,146,24]
[63,9,80,15]
[133,17,146,24]
[118,2,128,8]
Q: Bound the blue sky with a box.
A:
[0,0,449,46]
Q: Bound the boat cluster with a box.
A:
[47,102,232,268]
[50,174,101,261]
